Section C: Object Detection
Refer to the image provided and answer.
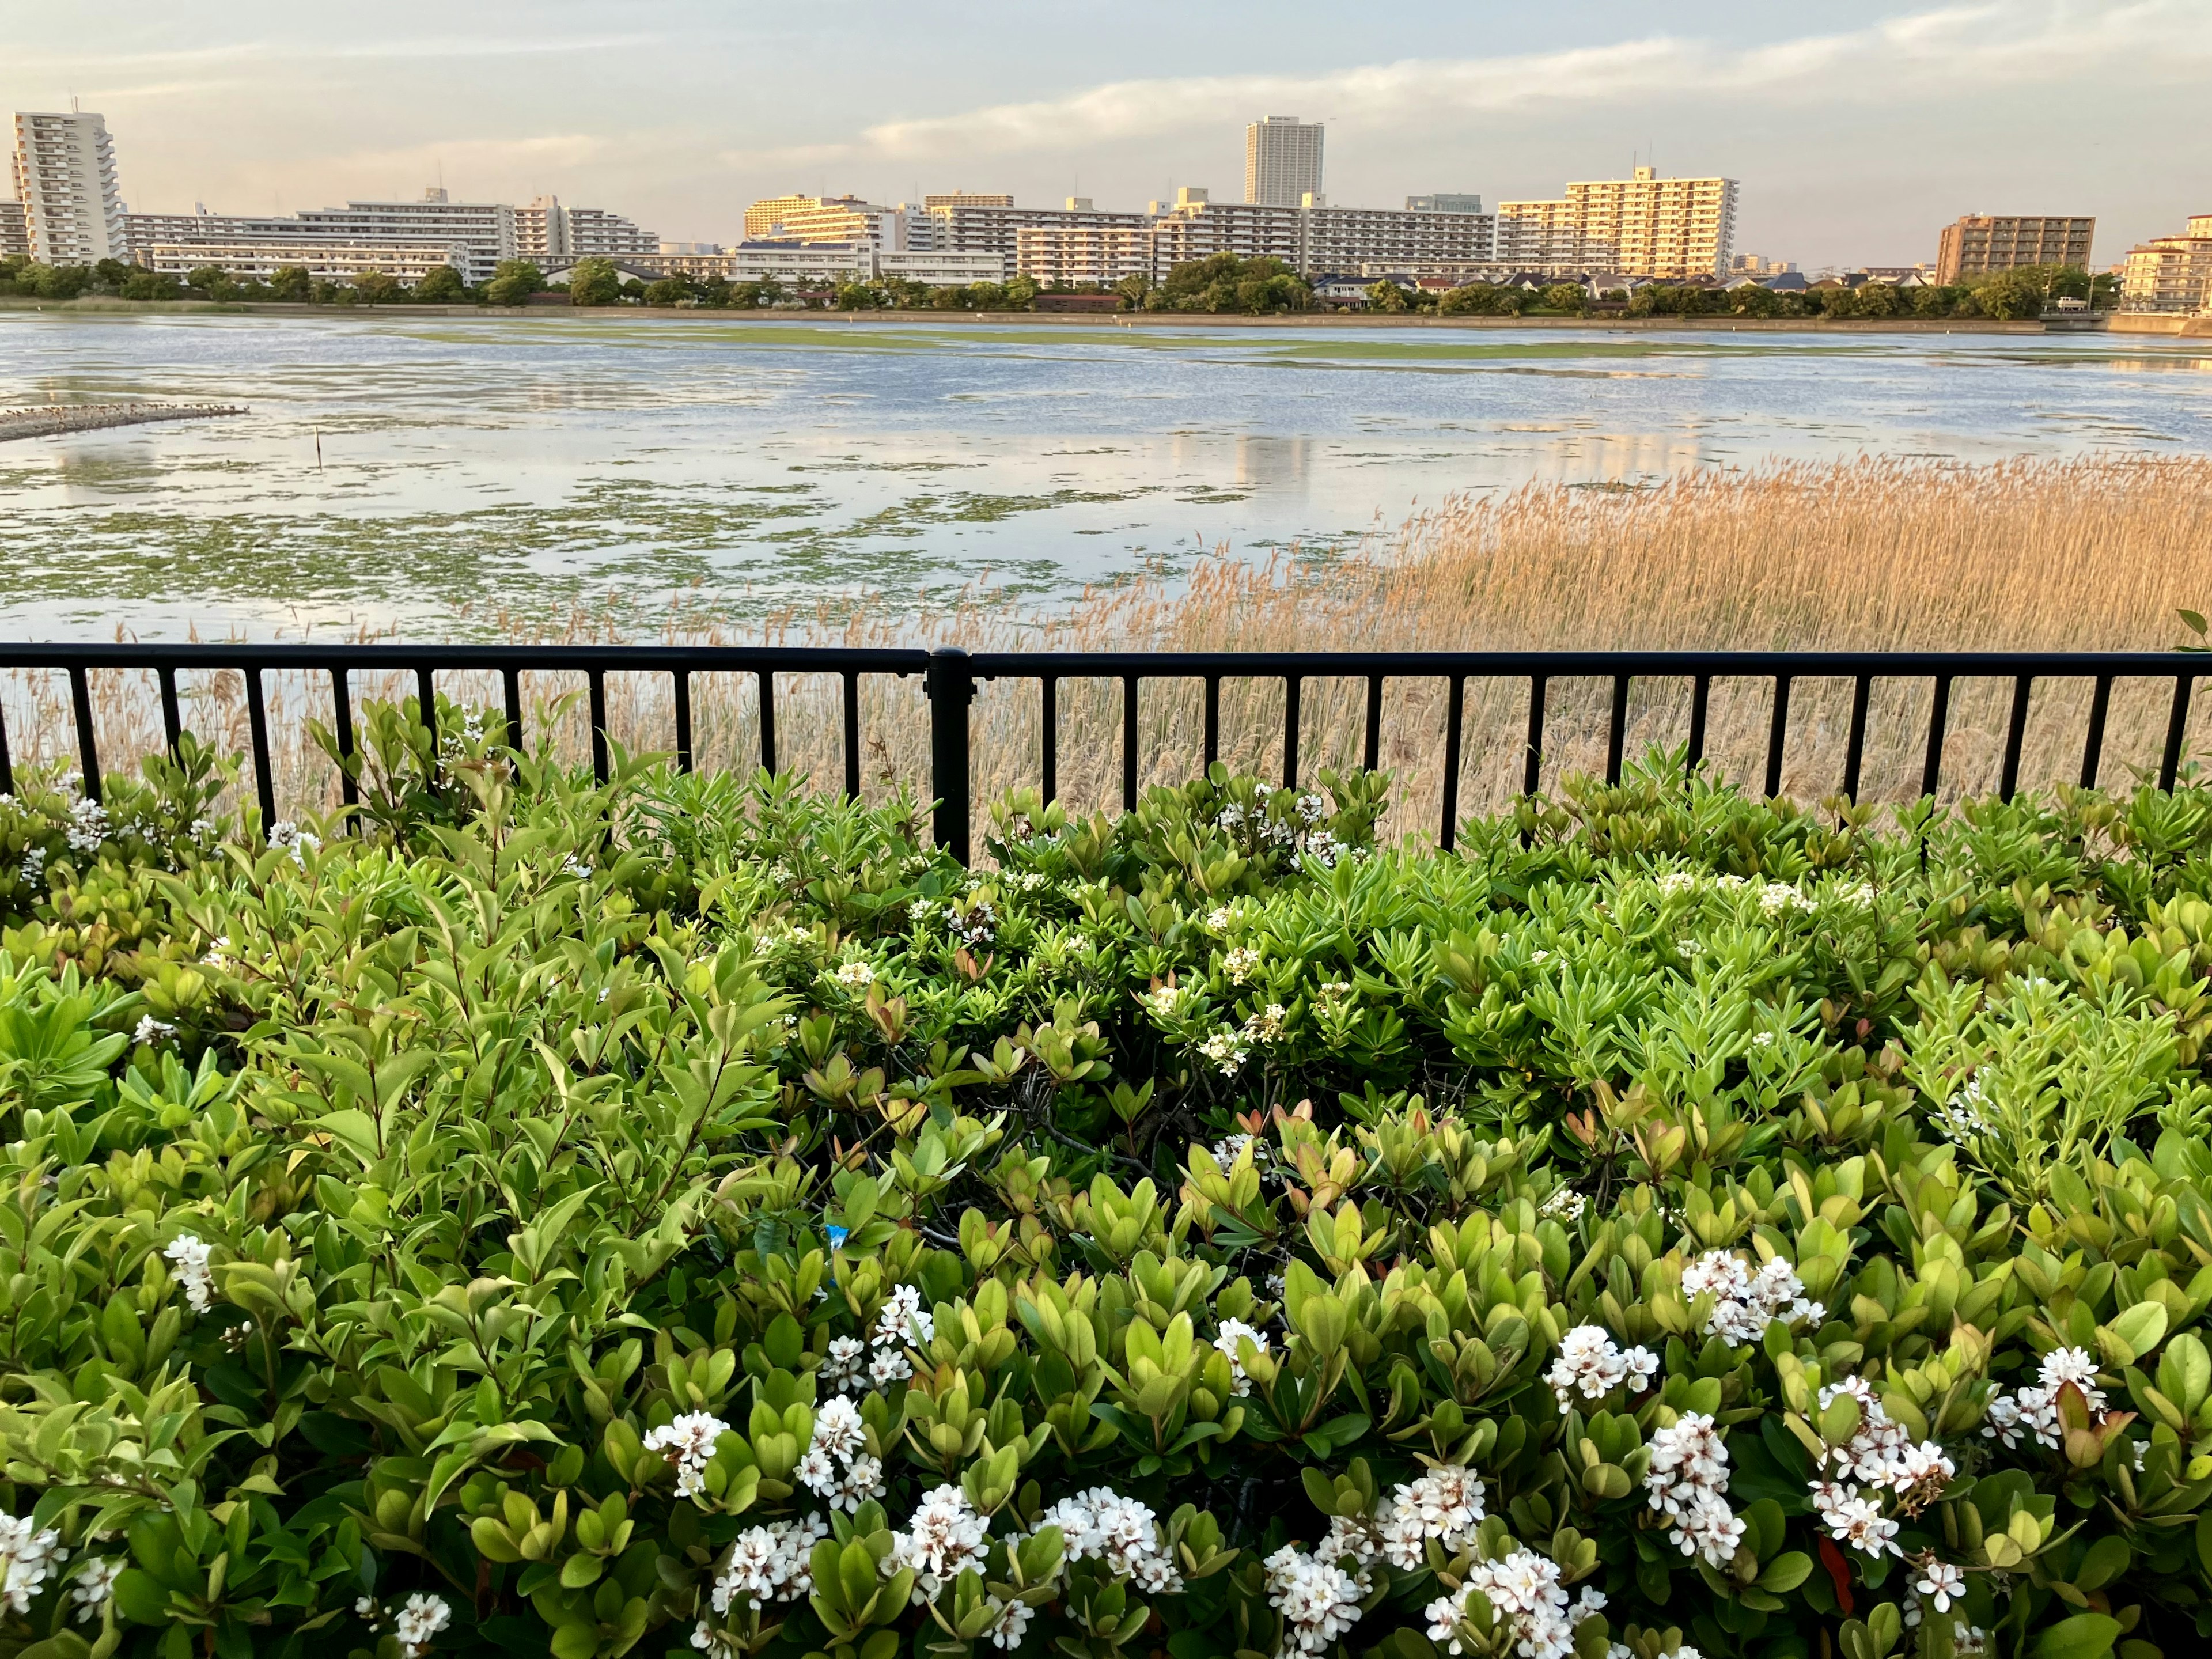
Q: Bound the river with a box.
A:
[2,309,2209,641]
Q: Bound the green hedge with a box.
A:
[5,700,2212,1659]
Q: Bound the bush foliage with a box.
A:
[5,700,2212,1659]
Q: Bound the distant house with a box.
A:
[1309,276,1372,307]
[541,259,668,286]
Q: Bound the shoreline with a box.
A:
[0,295,2115,335]
[0,400,248,442]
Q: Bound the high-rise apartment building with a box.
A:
[1405,194,1484,214]
[1303,204,1495,272]
[12,110,128,264]
[923,192,1013,209]
[1933,214,2095,284]
[2119,214,2212,314]
[741,195,904,248]
[1152,187,1305,269]
[1497,167,1737,279]
[0,198,28,258]
[1244,117,1324,209]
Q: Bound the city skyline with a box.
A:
[5,0,2209,267]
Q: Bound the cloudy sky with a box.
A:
[8,0,2208,268]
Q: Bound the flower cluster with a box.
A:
[796,1395,886,1512]
[1211,1317,1272,1396]
[266,819,321,865]
[643,1411,731,1499]
[942,896,997,949]
[0,1513,66,1615]
[1200,1030,1251,1075]
[1680,1249,1824,1346]
[832,960,876,991]
[709,1514,828,1613]
[69,1556,120,1623]
[1815,1376,1955,1508]
[1933,1071,1991,1143]
[66,796,110,854]
[1537,1187,1586,1222]
[1645,1412,1744,1566]
[393,1593,452,1658]
[1757,881,1813,916]
[164,1233,214,1313]
[1263,1543,1366,1656]
[1425,1551,1605,1659]
[844,1282,935,1389]
[1223,945,1262,984]
[1032,1487,1181,1593]
[1137,984,1183,1020]
[135,1013,176,1045]
[887,1484,991,1603]
[1984,1346,2105,1451]
[1544,1324,1658,1413]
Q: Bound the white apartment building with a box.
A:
[1497,168,1738,280]
[289,190,515,283]
[1303,204,1496,273]
[1014,220,1155,287]
[138,241,463,284]
[12,110,128,265]
[741,195,905,249]
[878,249,1006,286]
[1405,194,1484,214]
[0,199,27,258]
[725,241,875,282]
[2121,215,2212,314]
[1149,189,1305,270]
[1245,116,1324,209]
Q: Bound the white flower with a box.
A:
[1657,870,1701,898]
[1199,1030,1250,1075]
[1645,1411,1741,1563]
[562,854,593,878]
[713,1514,828,1610]
[266,819,320,865]
[986,1596,1034,1649]
[66,796,110,853]
[1986,1346,2108,1450]
[1222,945,1261,984]
[823,1334,867,1393]
[134,1014,176,1045]
[1814,1483,1901,1558]
[1264,1543,1366,1654]
[164,1234,214,1313]
[1138,984,1183,1019]
[1243,1003,1287,1044]
[868,1347,914,1387]
[810,1395,866,1463]
[1204,906,1234,931]
[1546,1324,1659,1412]
[1680,1250,1823,1345]
[1916,1559,1965,1613]
[392,1592,452,1658]
[1213,1318,1271,1397]
[643,1411,732,1499]
[1034,1487,1182,1592]
[19,846,46,886]
[1539,1187,1587,1222]
[70,1556,122,1623]
[1758,881,1811,916]
[888,1485,991,1602]
[908,898,938,923]
[1427,1547,1579,1659]
[832,960,876,991]
[0,1514,67,1615]
[874,1283,933,1349]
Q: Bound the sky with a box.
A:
[6,0,2209,270]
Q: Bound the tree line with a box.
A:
[0,251,2115,321]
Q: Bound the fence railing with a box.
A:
[0,643,2205,863]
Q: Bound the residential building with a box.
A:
[741,195,903,248]
[878,249,1007,286]
[137,240,463,284]
[1498,167,1738,279]
[1933,214,2094,284]
[2120,214,2212,313]
[922,192,1013,209]
[724,240,876,283]
[12,109,128,264]
[1150,187,1304,270]
[290,190,516,284]
[647,251,738,281]
[1304,203,1496,273]
[931,199,1153,281]
[1729,253,1798,276]
[1405,194,1484,214]
[510,195,654,263]
[743,195,818,240]
[1244,116,1324,208]
[1014,219,1156,287]
[0,198,27,258]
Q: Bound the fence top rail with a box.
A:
[0,643,934,672]
[962,648,2210,677]
[0,644,2206,677]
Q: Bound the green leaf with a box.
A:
[2034,1613,2122,1659]
[1756,1551,1812,1593]
[2103,1303,2168,1366]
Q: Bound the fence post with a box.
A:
[926,646,974,863]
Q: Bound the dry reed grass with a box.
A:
[9,454,2212,850]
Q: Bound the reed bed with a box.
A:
[8,453,2212,849]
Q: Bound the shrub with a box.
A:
[3,706,2212,1658]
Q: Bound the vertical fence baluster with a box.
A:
[158,667,182,757]
[1363,675,1382,771]
[2000,675,2033,801]
[503,666,522,753]
[1922,675,1952,799]
[1203,677,1219,771]
[926,648,974,863]
[1605,674,1630,786]
[1522,676,1547,797]
[1687,673,1710,774]
[757,671,777,772]
[1441,676,1465,852]
[2081,675,2113,789]
[1122,676,1139,810]
[246,665,276,828]
[843,669,862,798]
[2161,675,2195,791]
[416,667,437,753]
[1764,675,1791,799]
[1040,676,1058,804]
[1843,675,1871,801]
[67,666,101,802]
[672,671,694,773]
[0,699,11,797]
[332,668,359,817]
[588,671,608,785]
[1283,676,1301,790]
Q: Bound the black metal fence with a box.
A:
[0,643,2204,863]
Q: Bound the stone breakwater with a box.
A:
[0,401,246,442]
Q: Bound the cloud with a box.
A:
[9,32,664,77]
[722,0,2208,168]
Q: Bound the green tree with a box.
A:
[181,264,233,299]
[643,277,692,307]
[26,262,94,300]
[413,265,467,304]
[1974,272,2043,321]
[269,264,312,303]
[92,257,133,291]
[1003,274,1040,310]
[119,269,181,301]
[1115,272,1153,311]
[351,268,403,305]
[1365,279,1410,313]
[483,259,547,307]
[1536,282,1588,315]
[963,280,1009,310]
[1438,281,1524,316]
[1154,253,1308,314]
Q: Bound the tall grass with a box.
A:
[9,454,2212,847]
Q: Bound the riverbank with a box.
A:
[0,400,247,442]
[0,294,2103,334]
